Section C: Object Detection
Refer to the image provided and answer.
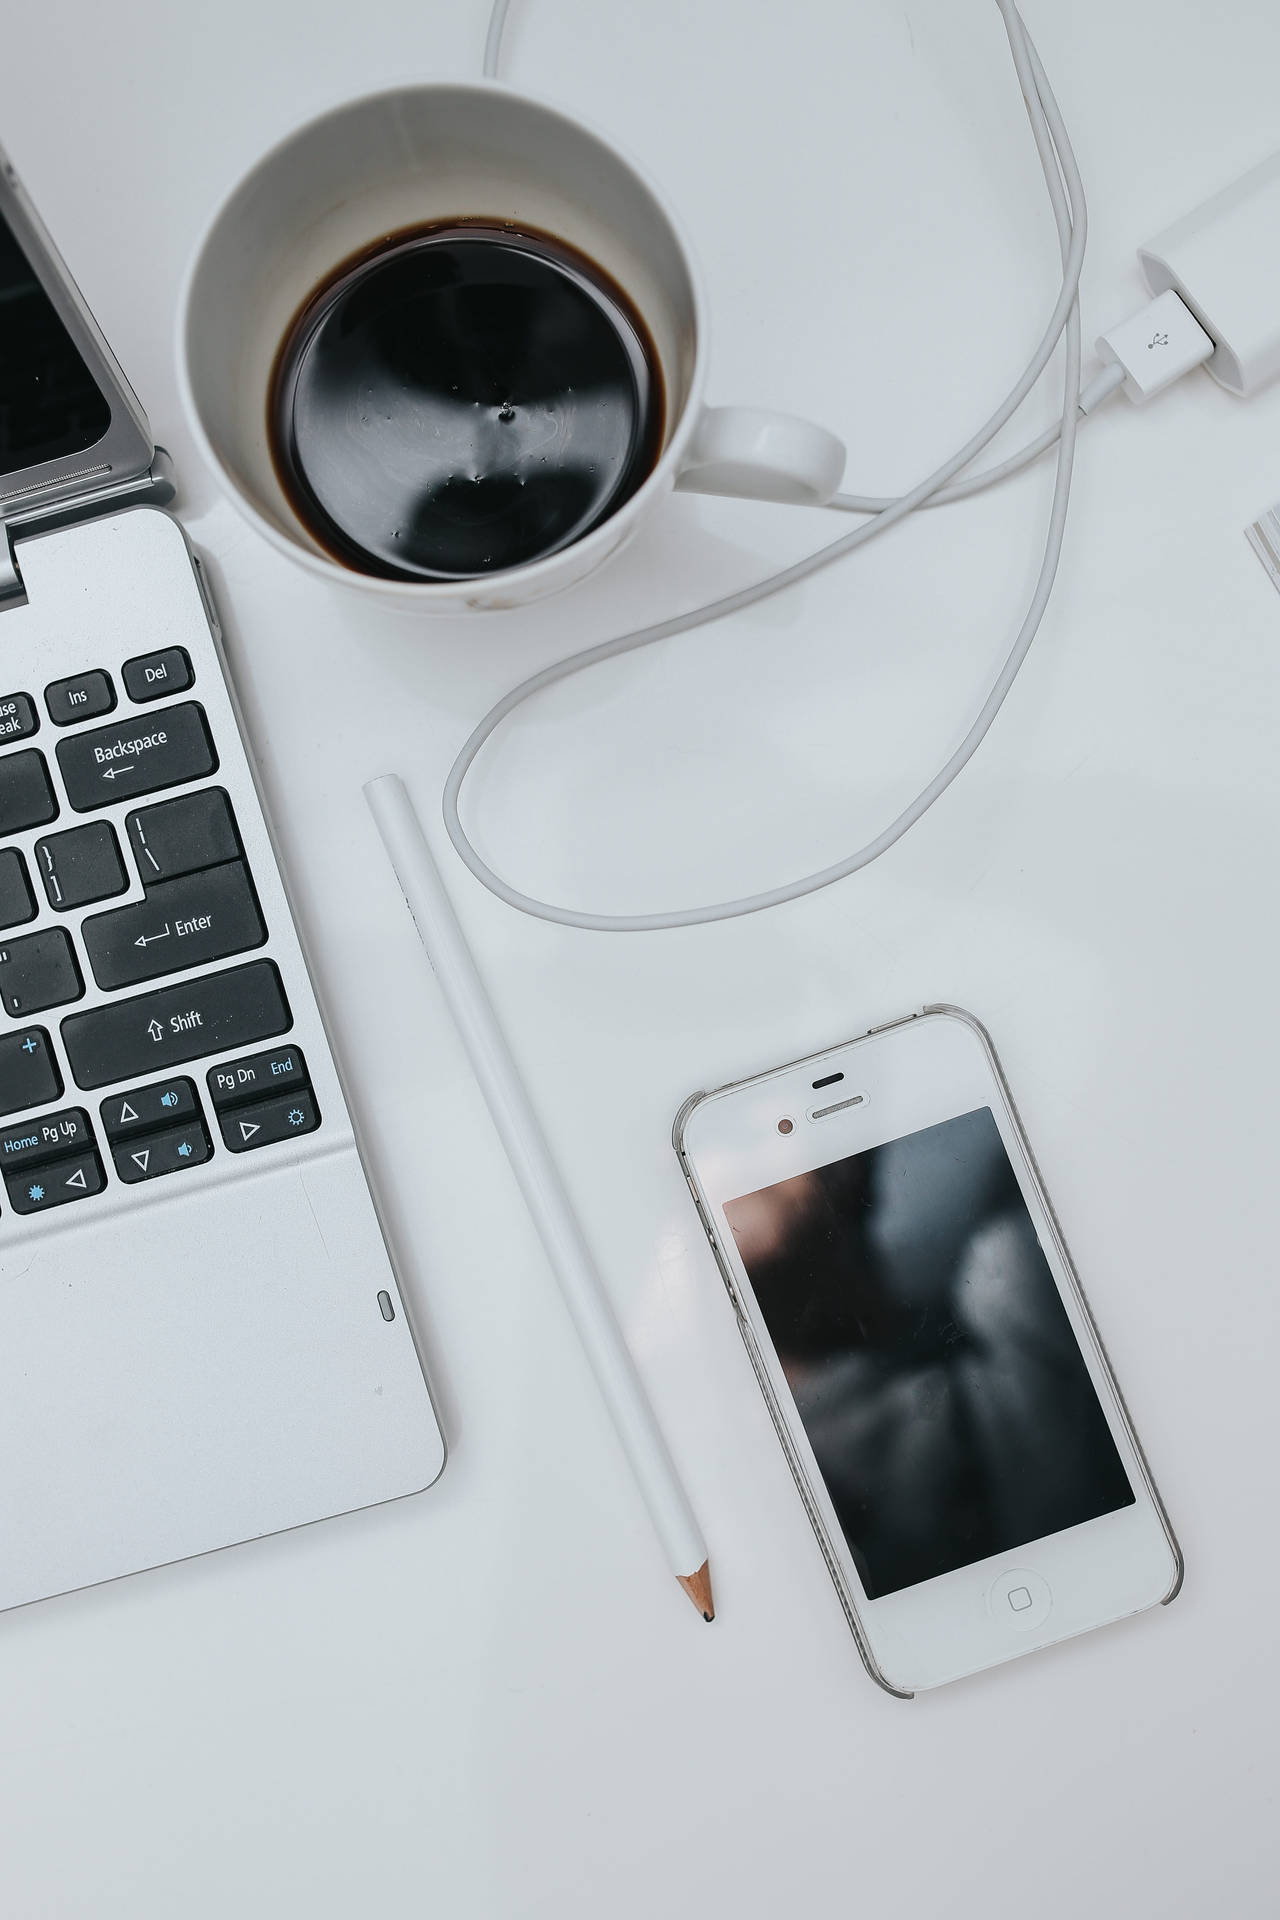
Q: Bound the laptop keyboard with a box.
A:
[0,648,321,1219]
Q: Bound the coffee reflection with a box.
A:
[268,221,664,581]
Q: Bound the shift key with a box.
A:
[61,961,290,1089]
[57,703,217,813]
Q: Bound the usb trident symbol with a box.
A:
[1147,331,1170,349]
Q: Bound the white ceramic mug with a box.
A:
[177,81,846,615]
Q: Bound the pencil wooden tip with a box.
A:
[677,1560,715,1621]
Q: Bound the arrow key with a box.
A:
[111,1118,212,1184]
[5,1147,104,1214]
[218,1087,320,1154]
[100,1077,199,1141]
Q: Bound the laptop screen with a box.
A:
[0,205,112,478]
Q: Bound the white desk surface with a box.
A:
[4,2,1279,1913]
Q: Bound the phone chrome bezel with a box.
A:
[674,1005,1182,1696]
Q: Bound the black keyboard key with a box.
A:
[101,1076,199,1141]
[0,848,36,929]
[219,1086,319,1153]
[0,693,38,743]
[35,821,128,911]
[56,703,217,813]
[127,788,240,883]
[5,1149,104,1215]
[61,960,291,1089]
[122,648,193,704]
[45,670,116,727]
[0,749,58,835]
[0,928,83,1015]
[208,1043,308,1109]
[112,1118,211,1184]
[82,860,265,991]
[0,1107,94,1170]
[0,1027,62,1117]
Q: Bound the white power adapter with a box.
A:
[1098,151,1280,406]
[1096,149,1280,595]
[1139,150,1280,397]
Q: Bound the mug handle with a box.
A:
[674,405,846,506]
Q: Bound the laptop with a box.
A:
[0,147,445,1613]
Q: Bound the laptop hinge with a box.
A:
[0,450,177,616]
[0,526,25,611]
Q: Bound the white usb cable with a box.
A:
[452,1,1212,933]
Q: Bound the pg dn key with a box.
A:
[208,1048,320,1155]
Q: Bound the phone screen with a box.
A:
[0,205,111,478]
[724,1107,1134,1599]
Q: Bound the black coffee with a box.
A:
[268,221,664,581]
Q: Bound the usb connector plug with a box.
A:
[1097,289,1214,403]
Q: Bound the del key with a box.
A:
[56,703,217,813]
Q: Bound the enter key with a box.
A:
[81,862,266,990]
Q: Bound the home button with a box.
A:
[988,1567,1053,1632]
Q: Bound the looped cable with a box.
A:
[454,1,1086,931]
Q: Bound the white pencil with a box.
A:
[364,775,715,1621]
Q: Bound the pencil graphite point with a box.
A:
[678,1560,715,1622]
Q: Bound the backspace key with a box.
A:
[57,704,217,813]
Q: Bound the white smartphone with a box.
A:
[674,1006,1181,1695]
